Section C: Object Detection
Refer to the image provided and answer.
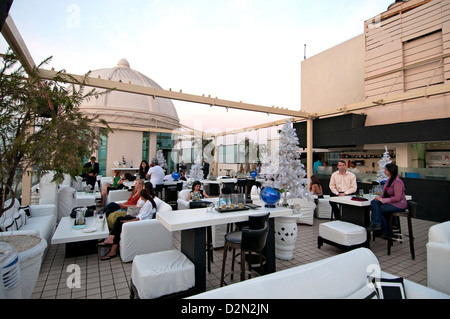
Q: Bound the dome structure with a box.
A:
[80,59,180,130]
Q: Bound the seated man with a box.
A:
[329,160,357,220]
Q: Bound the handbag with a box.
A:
[70,205,96,218]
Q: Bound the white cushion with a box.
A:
[427,221,450,295]
[319,221,367,246]
[191,248,381,299]
[120,218,173,263]
[345,284,378,299]
[132,250,195,299]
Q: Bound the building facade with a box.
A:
[79,59,181,175]
[299,0,450,171]
[298,0,450,221]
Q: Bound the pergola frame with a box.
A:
[4,14,450,204]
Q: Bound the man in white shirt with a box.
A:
[347,161,361,174]
[329,160,357,219]
[146,158,165,188]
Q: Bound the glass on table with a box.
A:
[359,189,364,197]
[237,194,245,208]
[207,203,215,213]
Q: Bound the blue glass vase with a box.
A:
[250,171,257,178]
[172,172,181,181]
[260,186,281,208]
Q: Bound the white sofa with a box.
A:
[190,248,450,299]
[0,198,56,251]
[107,189,131,204]
[177,189,191,210]
[119,197,173,262]
[427,221,450,295]
[291,198,316,226]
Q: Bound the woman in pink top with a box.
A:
[368,163,407,235]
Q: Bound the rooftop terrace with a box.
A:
[31,215,436,299]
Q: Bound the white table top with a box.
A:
[329,195,412,207]
[76,191,101,199]
[156,206,293,232]
[51,217,109,245]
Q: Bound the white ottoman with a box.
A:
[131,250,195,299]
[318,221,368,251]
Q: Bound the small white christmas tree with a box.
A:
[189,156,204,182]
[270,120,313,202]
[376,145,392,183]
[156,150,167,171]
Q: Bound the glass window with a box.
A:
[142,132,150,162]
[98,134,108,176]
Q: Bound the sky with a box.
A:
[1,0,395,136]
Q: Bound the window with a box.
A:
[98,134,108,176]
[142,132,150,162]
[218,145,238,164]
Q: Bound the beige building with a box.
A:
[79,59,181,176]
[300,0,450,170]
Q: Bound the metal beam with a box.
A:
[1,15,35,73]
[37,68,311,119]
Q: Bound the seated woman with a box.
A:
[99,188,157,260]
[368,163,407,236]
[187,180,209,201]
[100,170,124,206]
[179,170,187,181]
[309,175,324,198]
[99,179,145,217]
[138,160,149,180]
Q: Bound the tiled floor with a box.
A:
[31,216,437,299]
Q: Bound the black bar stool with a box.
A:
[387,200,416,259]
[220,213,270,286]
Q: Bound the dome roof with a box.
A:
[80,59,180,130]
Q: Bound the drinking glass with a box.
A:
[359,189,364,197]
[238,194,245,208]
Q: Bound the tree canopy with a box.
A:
[0,49,112,216]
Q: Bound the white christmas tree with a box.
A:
[376,145,392,183]
[272,120,313,202]
[156,150,167,171]
[260,153,277,181]
[189,156,204,182]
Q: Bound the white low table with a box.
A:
[157,206,292,293]
[52,216,109,257]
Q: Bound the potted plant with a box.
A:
[0,50,112,297]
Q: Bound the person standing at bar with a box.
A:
[83,156,99,190]
[329,160,357,219]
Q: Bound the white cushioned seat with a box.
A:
[316,196,332,219]
[319,221,367,247]
[427,221,450,295]
[131,250,195,299]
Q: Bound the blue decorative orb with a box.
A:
[172,172,181,181]
[250,171,257,178]
[260,186,281,208]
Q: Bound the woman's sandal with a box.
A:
[100,254,117,261]
[97,240,113,247]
